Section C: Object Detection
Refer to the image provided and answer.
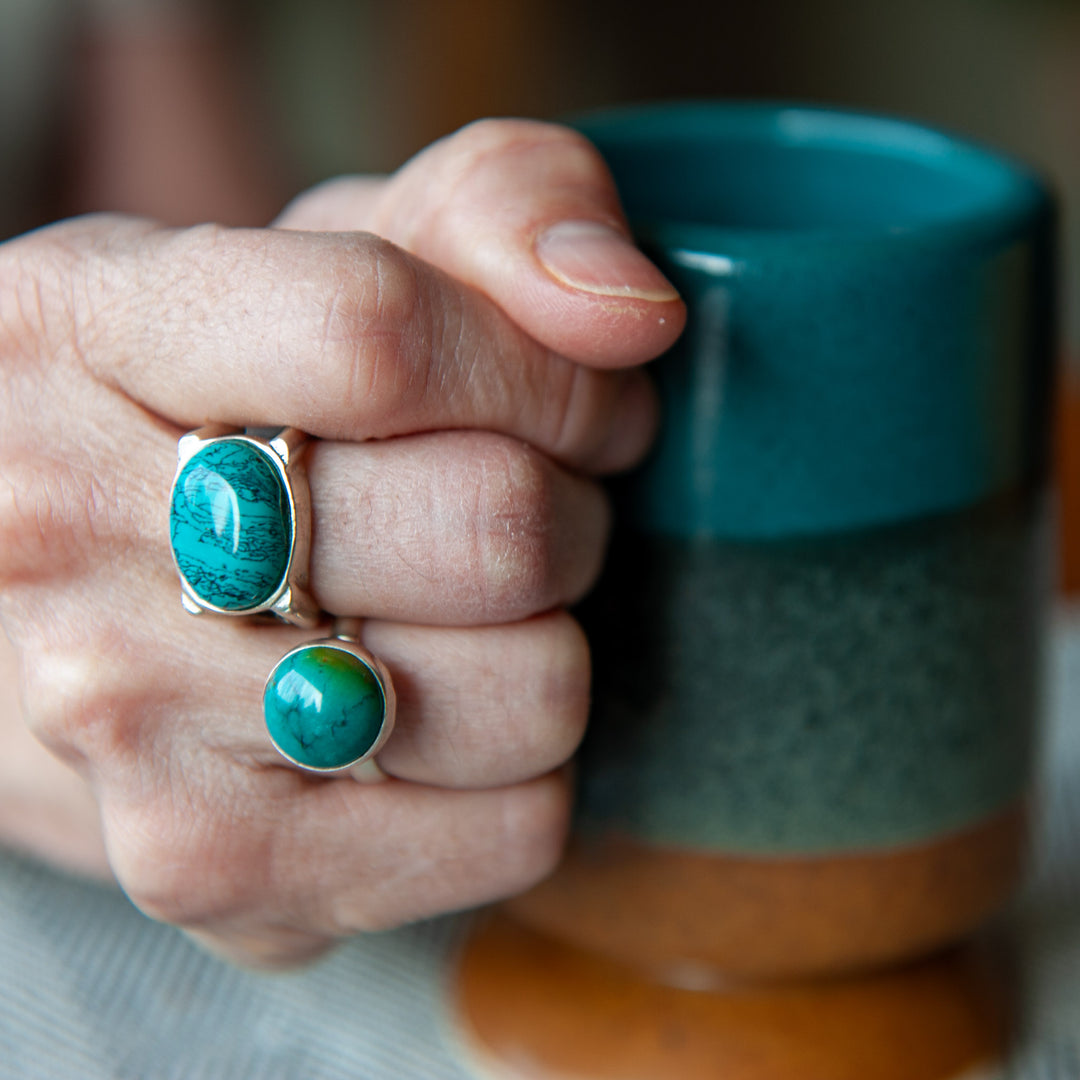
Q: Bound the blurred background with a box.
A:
[4,0,1080,581]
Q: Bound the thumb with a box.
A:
[277,119,685,368]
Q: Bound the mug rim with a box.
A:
[572,100,1050,248]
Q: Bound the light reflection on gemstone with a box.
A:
[169,438,291,611]
[184,467,243,553]
[277,669,324,712]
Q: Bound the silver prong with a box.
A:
[271,586,320,628]
[180,591,203,615]
[176,432,203,465]
[268,428,308,467]
[332,617,363,642]
[178,424,238,465]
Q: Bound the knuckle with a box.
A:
[0,216,134,378]
[447,117,566,155]
[117,853,203,927]
[468,439,558,617]
[312,234,426,426]
[109,800,263,928]
[20,634,137,766]
[0,456,116,586]
[0,226,140,590]
[393,118,615,253]
[526,615,592,761]
[410,617,590,785]
[106,817,188,925]
[462,615,590,778]
[444,118,605,183]
[497,777,573,894]
[0,227,75,366]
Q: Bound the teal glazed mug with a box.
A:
[509,103,1057,981]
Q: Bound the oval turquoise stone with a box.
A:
[170,439,292,611]
[264,646,386,770]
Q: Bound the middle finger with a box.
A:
[164,428,610,627]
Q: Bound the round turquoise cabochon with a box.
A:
[169,438,292,611]
[264,645,387,771]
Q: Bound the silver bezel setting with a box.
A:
[170,425,319,628]
[263,636,397,775]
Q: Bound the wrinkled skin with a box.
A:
[0,120,684,967]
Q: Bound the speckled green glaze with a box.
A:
[576,496,1048,853]
[170,439,292,612]
[264,645,386,771]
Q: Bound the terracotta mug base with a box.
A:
[449,911,1012,1080]
[506,802,1026,981]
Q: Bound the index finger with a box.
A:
[14,216,656,474]
[278,119,687,369]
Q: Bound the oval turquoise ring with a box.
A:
[263,635,396,775]
[168,425,319,627]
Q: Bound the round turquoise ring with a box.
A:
[169,425,319,627]
[263,632,396,775]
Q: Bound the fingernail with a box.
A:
[535,220,680,301]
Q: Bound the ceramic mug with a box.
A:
[508,102,1056,981]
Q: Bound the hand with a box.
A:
[0,120,684,966]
